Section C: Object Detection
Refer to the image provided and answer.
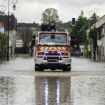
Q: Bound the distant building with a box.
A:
[17,23,39,29]
[17,23,39,52]
[17,22,39,35]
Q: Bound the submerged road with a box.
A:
[0,56,105,76]
[0,56,105,105]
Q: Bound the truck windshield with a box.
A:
[39,33,67,45]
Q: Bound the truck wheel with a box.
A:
[35,65,40,71]
[35,65,44,71]
[63,65,71,72]
[39,67,44,71]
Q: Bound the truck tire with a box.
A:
[35,65,44,71]
[63,65,71,72]
[35,65,39,71]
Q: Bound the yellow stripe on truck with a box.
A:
[46,47,50,50]
[41,47,66,50]
[62,47,66,50]
[58,47,61,50]
[49,47,52,50]
[54,47,57,50]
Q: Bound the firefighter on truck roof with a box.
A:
[41,21,56,32]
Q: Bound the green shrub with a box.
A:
[0,33,7,59]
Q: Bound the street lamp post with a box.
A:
[7,0,17,61]
[7,0,10,61]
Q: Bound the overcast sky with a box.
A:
[1,0,105,23]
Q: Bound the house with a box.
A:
[0,14,17,55]
[87,15,105,61]
[0,14,17,31]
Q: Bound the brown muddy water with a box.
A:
[0,76,105,105]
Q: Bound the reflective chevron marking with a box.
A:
[44,47,49,50]
[49,47,53,50]
[40,47,66,50]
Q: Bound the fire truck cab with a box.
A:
[34,31,71,71]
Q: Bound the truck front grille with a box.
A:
[44,56,62,60]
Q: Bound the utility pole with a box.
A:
[7,0,10,61]
[6,0,17,61]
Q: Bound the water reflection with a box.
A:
[44,79,48,105]
[70,76,105,105]
[1,76,105,105]
[44,79,60,105]
[0,76,35,105]
[56,80,60,105]
[0,77,15,105]
[35,77,70,105]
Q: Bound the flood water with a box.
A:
[0,57,105,105]
[0,75,105,105]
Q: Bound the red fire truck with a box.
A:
[34,31,71,71]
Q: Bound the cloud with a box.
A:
[13,0,105,23]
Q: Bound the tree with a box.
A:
[17,28,33,48]
[89,27,97,40]
[42,8,59,24]
[88,13,99,41]
[0,11,5,15]
[89,27,97,60]
[71,11,88,49]
[89,12,99,27]
[90,13,99,24]
[88,13,99,60]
